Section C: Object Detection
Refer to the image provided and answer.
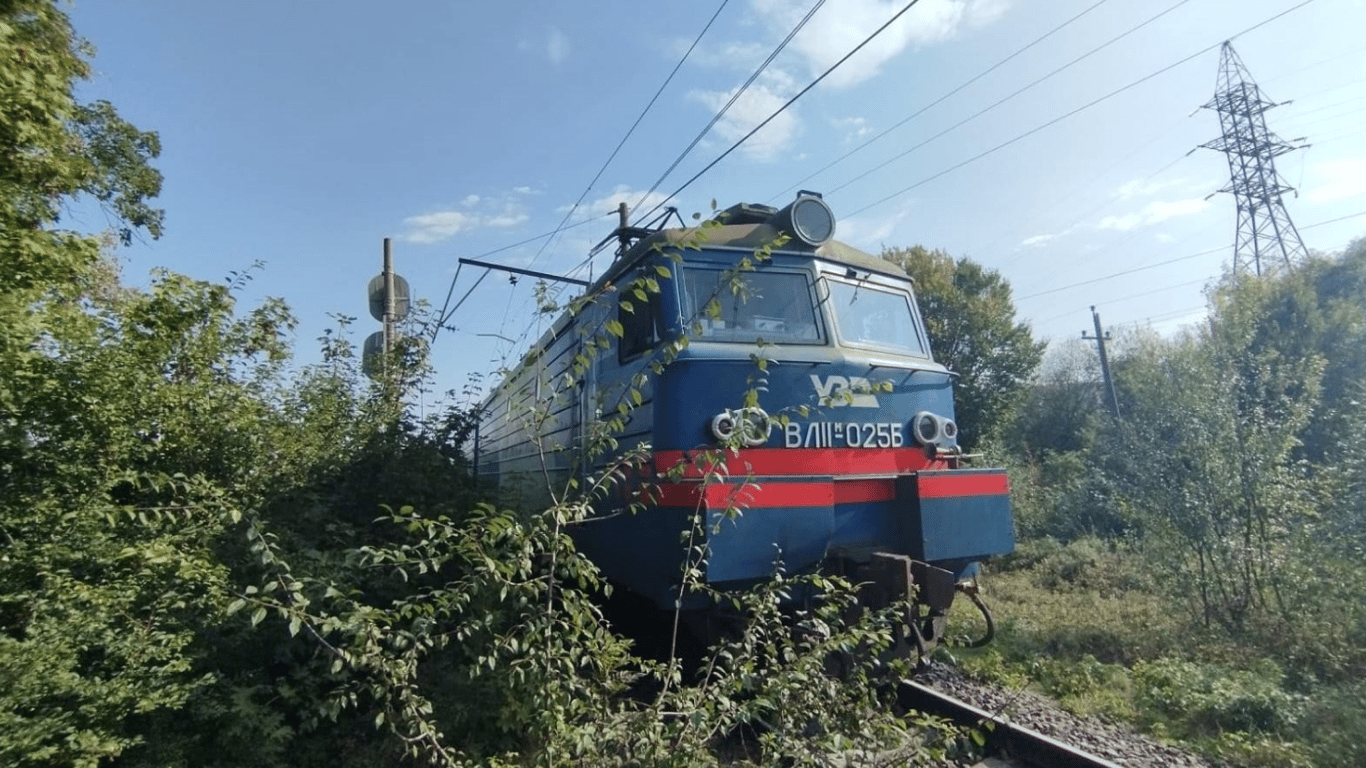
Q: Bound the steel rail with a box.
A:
[898,679,1128,768]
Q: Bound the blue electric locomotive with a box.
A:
[474,192,1014,652]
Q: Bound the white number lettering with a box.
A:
[784,422,909,449]
[876,423,891,447]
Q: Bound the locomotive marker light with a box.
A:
[770,191,835,247]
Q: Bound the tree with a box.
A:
[882,246,1045,451]
[0,3,200,763]
[1095,326,1318,635]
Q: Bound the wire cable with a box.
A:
[846,0,1316,218]
[772,0,1114,202]
[828,0,1193,197]
[1016,207,1364,303]
[635,0,827,216]
[1018,245,1231,302]
[1034,277,1211,326]
[636,0,927,223]
[469,4,732,358]
[519,0,730,275]
[431,212,612,338]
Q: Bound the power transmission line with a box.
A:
[1016,208,1364,304]
[769,0,1115,202]
[1018,245,1231,301]
[846,0,1315,218]
[827,0,1193,197]
[1199,40,1308,275]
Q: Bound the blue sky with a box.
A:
[67,0,1366,400]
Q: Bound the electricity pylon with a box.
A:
[1200,41,1308,276]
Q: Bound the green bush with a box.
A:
[1132,658,1305,736]
[1300,680,1366,768]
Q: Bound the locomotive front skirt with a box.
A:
[474,193,1014,650]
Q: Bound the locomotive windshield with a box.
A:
[827,280,928,357]
[681,267,823,343]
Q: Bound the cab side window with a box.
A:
[618,273,661,362]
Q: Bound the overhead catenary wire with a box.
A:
[520,0,731,275]
[846,0,1317,218]
[635,0,927,224]
[470,3,733,360]
[1018,245,1231,302]
[635,0,828,216]
[431,212,613,339]
[1023,206,1365,351]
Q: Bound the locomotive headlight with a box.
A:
[912,412,940,446]
[711,412,737,442]
[738,408,772,447]
[770,191,835,247]
[710,408,772,447]
[912,411,958,448]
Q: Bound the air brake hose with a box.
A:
[953,586,996,649]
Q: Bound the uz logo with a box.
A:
[811,375,879,408]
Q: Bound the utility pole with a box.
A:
[1199,41,1308,276]
[1083,306,1121,419]
[363,238,409,379]
[383,237,395,358]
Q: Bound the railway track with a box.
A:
[899,679,1126,768]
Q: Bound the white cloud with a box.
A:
[485,212,530,228]
[547,29,569,64]
[1097,197,1210,231]
[964,0,1009,26]
[1019,224,1078,248]
[689,78,800,160]
[1306,158,1366,203]
[673,36,769,69]
[1116,177,1189,199]
[837,200,913,247]
[402,210,475,244]
[831,115,869,142]
[559,185,674,225]
[750,0,1008,89]
[401,192,532,243]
